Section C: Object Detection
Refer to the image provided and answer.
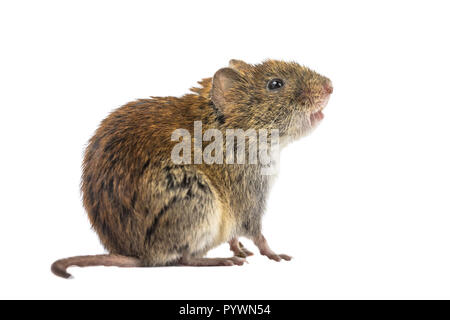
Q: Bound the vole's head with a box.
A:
[211,59,332,143]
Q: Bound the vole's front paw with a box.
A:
[260,250,292,262]
[229,238,254,258]
[237,244,254,258]
[253,234,292,262]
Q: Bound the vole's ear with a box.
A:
[229,59,251,74]
[211,67,242,112]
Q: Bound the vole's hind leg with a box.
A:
[253,234,292,262]
[142,166,249,267]
[179,255,247,266]
[229,237,254,258]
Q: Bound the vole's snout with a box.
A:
[310,78,332,126]
[323,79,333,95]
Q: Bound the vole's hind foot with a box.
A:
[253,234,292,262]
[229,238,254,258]
[179,256,247,266]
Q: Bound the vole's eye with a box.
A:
[267,78,284,90]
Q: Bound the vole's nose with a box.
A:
[323,79,333,95]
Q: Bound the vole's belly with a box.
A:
[188,201,235,256]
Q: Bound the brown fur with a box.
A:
[51,59,332,278]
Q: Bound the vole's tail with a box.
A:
[51,254,142,279]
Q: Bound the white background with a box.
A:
[1,0,449,299]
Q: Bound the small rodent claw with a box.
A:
[234,248,254,258]
[267,254,282,262]
[238,242,254,257]
[242,249,254,257]
[253,235,291,262]
[229,239,254,258]
[262,251,292,262]
[279,254,292,261]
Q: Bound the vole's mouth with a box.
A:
[310,110,324,125]
[310,93,330,126]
